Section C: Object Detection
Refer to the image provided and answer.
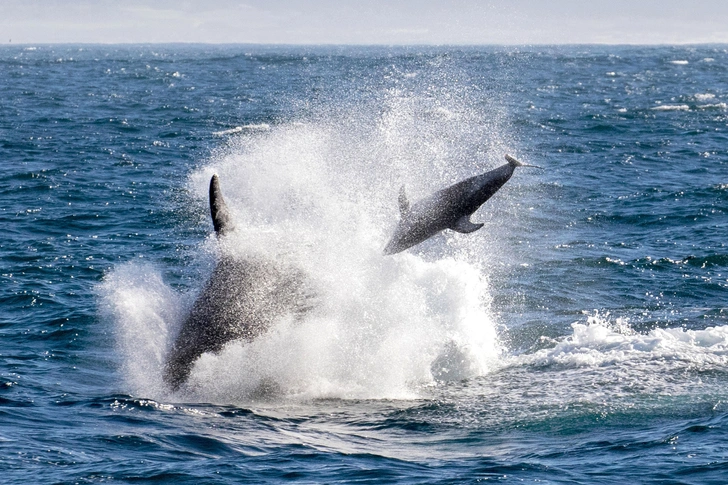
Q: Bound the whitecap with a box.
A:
[698,103,727,110]
[694,93,715,102]
[651,104,690,111]
[212,127,243,136]
[212,124,271,136]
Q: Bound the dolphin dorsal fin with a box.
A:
[398,185,410,216]
[451,216,484,234]
[209,174,234,235]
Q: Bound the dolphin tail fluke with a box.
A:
[451,216,484,234]
[209,174,234,235]
[505,154,543,169]
[398,185,410,216]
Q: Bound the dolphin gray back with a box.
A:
[209,174,234,235]
[383,154,539,255]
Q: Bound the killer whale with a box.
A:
[384,154,540,255]
[163,175,313,390]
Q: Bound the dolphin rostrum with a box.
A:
[383,154,540,255]
[163,175,314,390]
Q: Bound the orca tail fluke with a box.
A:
[209,174,234,235]
[505,154,543,169]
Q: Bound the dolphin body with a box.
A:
[384,155,537,255]
[163,175,313,390]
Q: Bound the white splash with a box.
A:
[104,86,512,402]
[98,263,184,395]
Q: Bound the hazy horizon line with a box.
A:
[4,41,728,47]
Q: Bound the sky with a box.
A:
[3,0,728,45]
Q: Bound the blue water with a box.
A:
[2,44,728,484]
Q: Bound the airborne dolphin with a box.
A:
[383,154,540,255]
[163,175,314,390]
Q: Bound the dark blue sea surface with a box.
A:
[1,44,728,484]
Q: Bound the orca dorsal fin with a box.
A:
[451,216,484,234]
[398,185,410,216]
[209,174,234,235]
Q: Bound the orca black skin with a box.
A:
[163,175,313,391]
[384,154,539,255]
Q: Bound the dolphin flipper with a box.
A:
[398,186,410,216]
[451,216,484,234]
[209,174,234,235]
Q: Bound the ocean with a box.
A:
[1,44,727,484]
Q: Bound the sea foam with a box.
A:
[522,312,728,369]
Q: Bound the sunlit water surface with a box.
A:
[2,45,728,484]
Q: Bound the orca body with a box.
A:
[384,155,537,255]
[163,175,313,390]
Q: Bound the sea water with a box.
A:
[1,44,727,483]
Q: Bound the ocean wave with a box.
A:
[685,254,728,268]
